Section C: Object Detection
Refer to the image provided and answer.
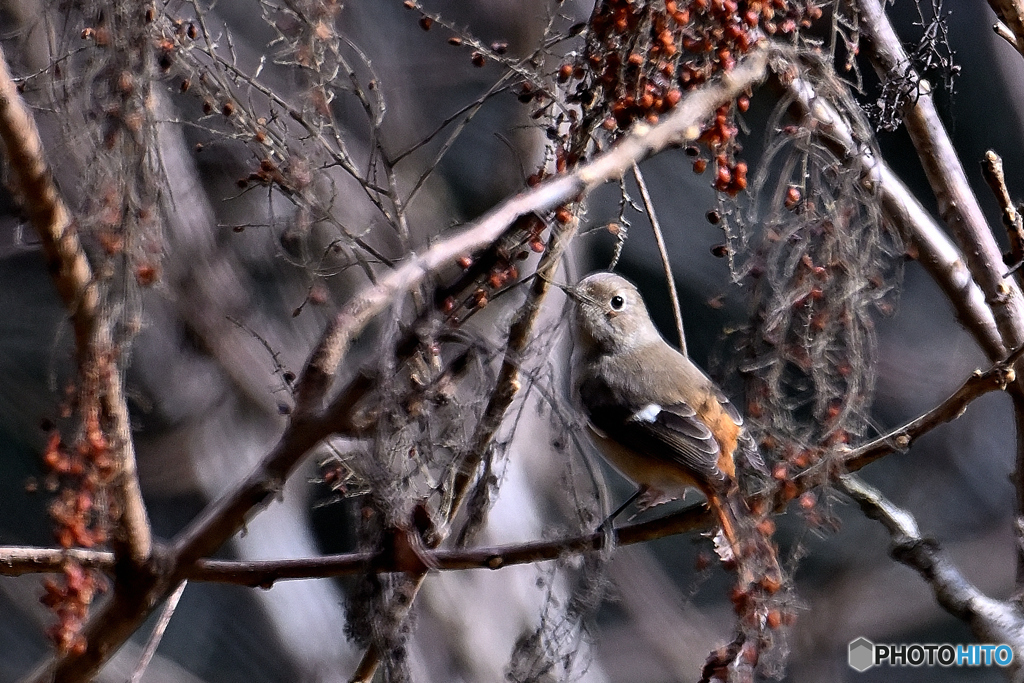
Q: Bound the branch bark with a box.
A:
[839,474,1024,678]
[989,0,1024,59]
[840,344,1024,473]
[858,0,1024,349]
[786,75,1005,361]
[294,47,770,415]
[346,49,770,681]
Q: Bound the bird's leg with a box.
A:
[597,485,648,532]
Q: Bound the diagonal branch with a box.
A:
[839,474,1024,675]
[841,344,1024,473]
[786,76,1005,361]
[858,0,1024,350]
[632,162,686,352]
[294,47,770,415]
[988,0,1024,59]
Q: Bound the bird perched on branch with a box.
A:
[567,271,792,678]
[567,271,767,557]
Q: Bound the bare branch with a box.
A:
[128,581,187,683]
[0,507,706,584]
[294,47,770,413]
[989,0,1024,59]
[839,474,1024,673]
[25,47,769,683]
[787,76,1006,361]
[840,344,1024,473]
[982,150,1024,278]
[0,548,116,576]
[860,0,1024,591]
[0,44,95,351]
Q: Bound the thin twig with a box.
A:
[632,162,686,352]
[840,344,1024,473]
[981,150,1024,278]
[0,547,116,576]
[128,581,187,683]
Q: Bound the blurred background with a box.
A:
[0,0,1022,681]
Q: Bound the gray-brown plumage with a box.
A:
[569,272,766,547]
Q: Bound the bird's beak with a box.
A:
[540,275,586,304]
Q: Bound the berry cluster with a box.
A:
[438,218,541,322]
[562,0,821,196]
[39,392,114,653]
[40,561,103,655]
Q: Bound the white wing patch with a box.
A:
[631,403,663,423]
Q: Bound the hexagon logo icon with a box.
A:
[849,637,875,672]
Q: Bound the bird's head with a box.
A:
[568,272,662,354]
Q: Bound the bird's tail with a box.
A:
[704,488,791,680]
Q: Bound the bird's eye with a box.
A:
[610,295,625,311]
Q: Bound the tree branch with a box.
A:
[839,474,1024,675]
[786,75,1005,361]
[24,46,770,683]
[989,0,1024,60]
[858,0,1024,350]
[633,162,686,352]
[0,547,116,576]
[840,344,1024,473]
[0,506,709,584]
[294,47,770,415]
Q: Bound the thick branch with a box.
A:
[294,47,770,414]
[27,48,769,683]
[839,474,1024,673]
[989,0,1024,59]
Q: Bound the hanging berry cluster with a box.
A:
[560,0,822,196]
[39,388,114,654]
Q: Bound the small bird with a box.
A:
[568,271,766,552]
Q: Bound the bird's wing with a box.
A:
[712,385,769,476]
[580,376,728,490]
